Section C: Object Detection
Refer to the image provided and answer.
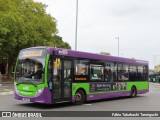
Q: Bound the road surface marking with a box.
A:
[0,91,14,95]
[0,89,14,95]
[84,104,92,106]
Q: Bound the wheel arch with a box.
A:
[131,85,137,90]
[75,88,87,101]
[130,85,137,97]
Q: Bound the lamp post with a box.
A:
[75,0,78,51]
[116,37,119,57]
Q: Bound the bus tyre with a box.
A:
[75,90,86,105]
[130,87,137,98]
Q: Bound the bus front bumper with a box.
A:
[14,88,52,104]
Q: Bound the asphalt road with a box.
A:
[0,82,160,119]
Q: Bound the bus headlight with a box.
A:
[35,88,44,97]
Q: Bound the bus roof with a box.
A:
[47,47,148,66]
[21,46,148,65]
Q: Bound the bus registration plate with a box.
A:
[22,98,30,102]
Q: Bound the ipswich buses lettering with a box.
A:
[54,49,68,56]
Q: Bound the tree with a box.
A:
[100,51,111,56]
[53,35,71,49]
[0,0,71,79]
[45,35,71,49]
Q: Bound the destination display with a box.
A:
[19,49,45,58]
[90,82,127,92]
[21,50,43,58]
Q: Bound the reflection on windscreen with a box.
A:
[16,58,45,85]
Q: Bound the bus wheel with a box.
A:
[130,86,137,98]
[75,90,86,105]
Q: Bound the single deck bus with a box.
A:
[14,47,149,104]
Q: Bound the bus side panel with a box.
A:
[85,82,149,94]
[126,81,149,93]
[71,82,149,102]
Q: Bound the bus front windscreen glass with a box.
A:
[15,48,46,84]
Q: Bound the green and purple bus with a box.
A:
[14,47,149,104]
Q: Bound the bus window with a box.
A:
[137,66,144,81]
[104,63,113,82]
[74,60,88,75]
[129,66,137,81]
[117,64,123,81]
[117,64,129,81]
[137,66,148,81]
[90,64,104,81]
[104,62,117,82]
[143,66,148,81]
[123,65,129,80]
[112,62,117,82]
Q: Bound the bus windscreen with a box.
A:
[15,48,46,85]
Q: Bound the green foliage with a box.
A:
[0,0,71,77]
[0,0,71,58]
[53,35,71,49]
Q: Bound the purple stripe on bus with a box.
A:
[86,90,148,101]
[14,88,52,104]
[137,89,149,94]
[86,91,130,101]
[47,47,54,55]
[47,47,148,65]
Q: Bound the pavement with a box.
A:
[0,75,14,84]
[0,84,14,95]
[0,77,14,95]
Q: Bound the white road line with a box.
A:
[84,104,92,106]
[0,91,14,95]
[4,89,11,91]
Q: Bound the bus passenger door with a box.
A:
[52,58,62,100]
[52,58,72,102]
[63,60,72,99]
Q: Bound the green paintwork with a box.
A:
[72,83,90,95]
[16,84,45,97]
[126,82,148,91]
[44,54,50,87]
[72,81,149,96]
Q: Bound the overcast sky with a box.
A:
[35,0,160,69]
